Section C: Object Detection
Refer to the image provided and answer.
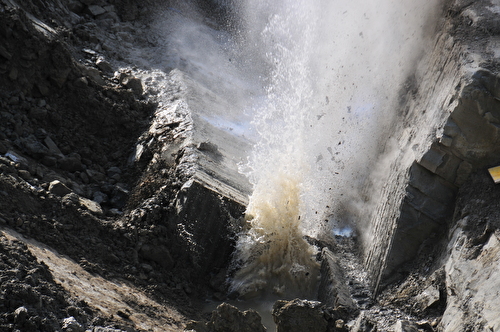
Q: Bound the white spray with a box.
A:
[150,0,441,299]
[230,0,441,298]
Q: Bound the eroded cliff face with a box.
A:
[361,0,500,330]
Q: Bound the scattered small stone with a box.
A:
[61,316,84,332]
[18,169,32,181]
[206,303,266,332]
[87,5,106,17]
[9,67,18,80]
[13,306,28,324]
[92,191,108,204]
[34,128,48,140]
[111,185,129,208]
[74,76,88,88]
[96,58,113,73]
[394,320,419,332]
[29,107,48,120]
[121,76,143,96]
[42,155,58,167]
[78,196,103,215]
[43,136,63,156]
[0,141,8,154]
[59,154,83,172]
[48,180,72,196]
[415,284,440,310]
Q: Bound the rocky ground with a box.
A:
[0,0,214,331]
[1,0,500,331]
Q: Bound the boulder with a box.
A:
[87,5,106,16]
[139,244,174,268]
[414,284,440,310]
[111,185,129,208]
[61,316,84,332]
[49,180,72,196]
[273,299,327,332]
[78,196,103,215]
[59,154,83,172]
[121,76,143,96]
[206,303,266,332]
[394,320,419,332]
[13,306,28,324]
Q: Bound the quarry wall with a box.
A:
[364,0,500,297]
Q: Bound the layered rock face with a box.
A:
[360,0,500,330]
[364,0,500,288]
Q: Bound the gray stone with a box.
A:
[206,303,266,332]
[59,154,83,172]
[116,31,134,43]
[0,141,8,154]
[61,316,84,332]
[349,312,376,332]
[273,299,328,332]
[34,128,48,140]
[111,185,129,208]
[68,0,85,14]
[418,144,446,173]
[14,306,28,324]
[409,163,456,205]
[78,196,103,215]
[21,135,49,158]
[96,58,112,73]
[87,5,106,16]
[139,244,174,268]
[74,77,88,88]
[92,191,108,204]
[440,135,453,147]
[49,180,72,196]
[29,107,48,120]
[455,160,472,186]
[18,169,32,181]
[9,67,18,80]
[415,284,440,310]
[106,166,122,178]
[5,151,28,166]
[43,136,63,156]
[96,11,120,23]
[85,67,106,86]
[86,169,106,183]
[93,327,127,332]
[394,320,419,332]
[122,76,143,95]
[103,5,116,12]
[441,227,500,331]
[443,119,461,137]
[42,155,58,167]
[318,248,357,313]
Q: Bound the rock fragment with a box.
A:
[273,299,328,332]
[13,306,28,324]
[204,303,266,332]
[49,180,72,196]
[394,320,419,332]
[61,316,84,332]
